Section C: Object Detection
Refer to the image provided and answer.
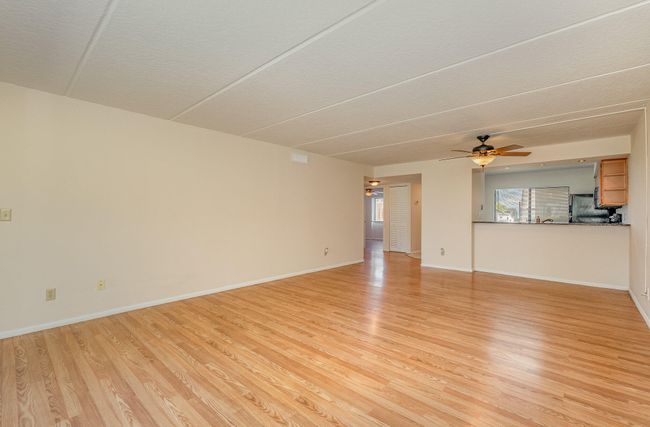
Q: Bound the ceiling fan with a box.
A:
[441,135,531,167]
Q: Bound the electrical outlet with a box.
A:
[97,280,106,291]
[324,247,329,256]
[0,208,11,221]
[440,248,445,256]
[45,288,56,301]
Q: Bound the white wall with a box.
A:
[376,161,473,270]
[382,186,390,251]
[474,223,629,289]
[628,105,650,325]
[478,166,596,221]
[472,171,485,221]
[0,83,365,336]
[411,182,422,252]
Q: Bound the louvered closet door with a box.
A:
[389,185,411,252]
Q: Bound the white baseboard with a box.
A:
[629,290,650,329]
[473,268,628,291]
[0,259,365,340]
[421,263,473,273]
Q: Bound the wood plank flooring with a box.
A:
[1,241,650,426]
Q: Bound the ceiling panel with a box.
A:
[490,112,641,147]
[1,0,647,167]
[336,111,641,165]
[302,101,647,156]
[69,0,372,118]
[248,4,650,146]
[302,65,650,157]
[177,0,640,135]
[0,0,111,93]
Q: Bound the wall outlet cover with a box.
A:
[97,280,106,291]
[0,209,11,221]
[45,288,56,301]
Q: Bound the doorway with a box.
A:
[364,187,384,251]
[363,174,422,257]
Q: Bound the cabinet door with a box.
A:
[599,158,627,206]
[601,159,626,176]
[602,175,626,191]
[602,190,626,206]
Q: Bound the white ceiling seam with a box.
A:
[295,62,650,148]
[327,100,650,156]
[481,108,646,139]
[242,0,650,138]
[329,106,647,157]
[64,0,121,95]
[168,0,384,121]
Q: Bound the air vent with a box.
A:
[291,152,309,164]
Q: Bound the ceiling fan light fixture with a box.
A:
[471,155,496,167]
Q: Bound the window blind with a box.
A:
[530,187,569,223]
[495,186,569,223]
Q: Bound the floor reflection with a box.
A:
[364,239,385,287]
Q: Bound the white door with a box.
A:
[389,184,411,252]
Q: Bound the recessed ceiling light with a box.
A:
[505,166,510,170]
[540,163,545,167]
[578,159,586,163]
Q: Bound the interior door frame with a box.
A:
[388,183,411,253]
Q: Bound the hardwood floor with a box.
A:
[2,243,650,426]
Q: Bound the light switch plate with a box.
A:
[0,209,11,221]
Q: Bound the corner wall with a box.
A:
[629,105,650,325]
[375,161,473,270]
[0,83,366,336]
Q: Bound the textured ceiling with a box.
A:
[1,0,648,165]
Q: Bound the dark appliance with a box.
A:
[571,194,609,223]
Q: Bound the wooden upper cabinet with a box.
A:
[599,158,627,206]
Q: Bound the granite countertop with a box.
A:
[473,221,629,226]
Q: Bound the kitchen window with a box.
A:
[495,186,569,223]
[371,197,384,222]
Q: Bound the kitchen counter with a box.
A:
[473,222,629,288]
[472,221,629,226]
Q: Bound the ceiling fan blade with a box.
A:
[439,155,474,161]
[499,151,531,156]
[494,144,524,153]
[451,149,472,153]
